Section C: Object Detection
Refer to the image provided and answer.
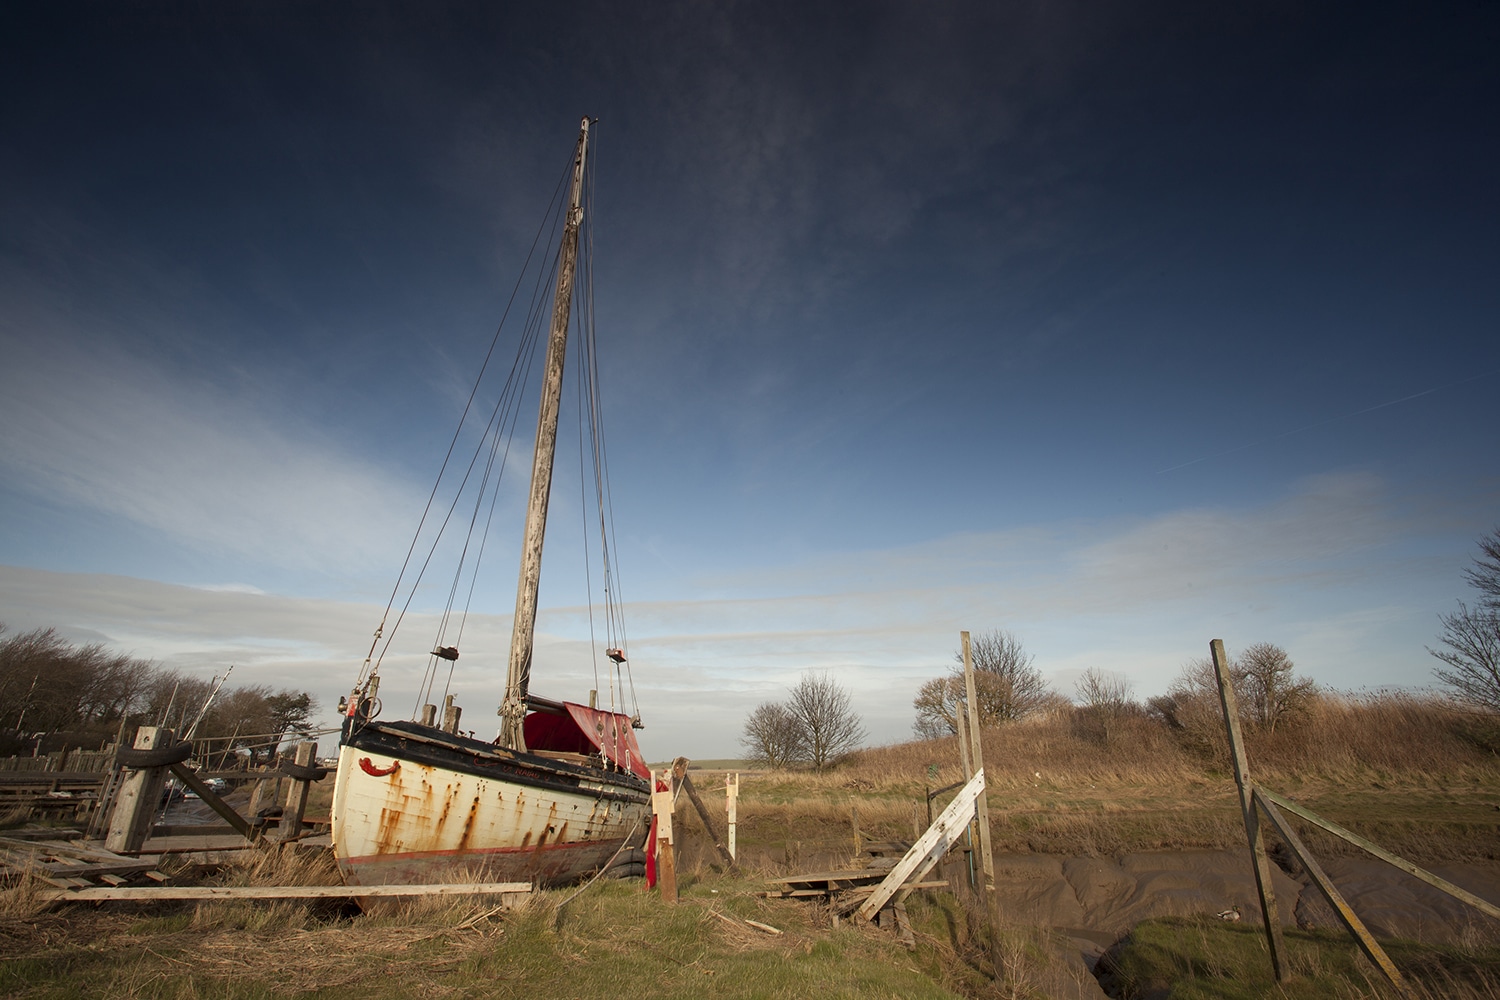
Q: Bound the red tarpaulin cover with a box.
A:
[523,702,650,780]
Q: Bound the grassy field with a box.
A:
[3,693,1498,998]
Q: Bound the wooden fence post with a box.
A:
[961,631,999,930]
[105,726,173,854]
[652,767,677,903]
[274,742,318,843]
[1211,639,1288,982]
[726,772,739,862]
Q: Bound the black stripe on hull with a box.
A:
[339,717,650,806]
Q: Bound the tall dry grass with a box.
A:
[843,691,1500,787]
[719,692,1500,861]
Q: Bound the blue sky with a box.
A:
[2,2,1496,759]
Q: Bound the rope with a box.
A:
[551,814,643,927]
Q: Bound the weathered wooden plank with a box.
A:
[39,881,534,902]
[1253,789,1405,990]
[105,726,174,853]
[857,769,984,922]
[273,742,317,844]
[767,869,887,884]
[1212,639,1289,983]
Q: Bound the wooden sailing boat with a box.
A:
[330,118,652,887]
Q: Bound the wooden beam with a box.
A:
[857,769,984,922]
[674,768,734,867]
[40,881,533,902]
[726,772,739,862]
[167,764,252,839]
[105,726,173,854]
[1253,788,1405,990]
[1253,786,1500,920]
[959,632,996,889]
[274,742,317,844]
[1211,639,1288,982]
[653,767,677,903]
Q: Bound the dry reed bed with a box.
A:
[720,694,1500,864]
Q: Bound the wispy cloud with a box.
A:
[0,321,423,581]
[0,469,1463,755]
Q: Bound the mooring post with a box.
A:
[1211,638,1289,982]
[652,766,677,903]
[274,741,318,844]
[726,771,739,862]
[105,726,173,854]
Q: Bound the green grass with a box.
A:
[0,873,970,1000]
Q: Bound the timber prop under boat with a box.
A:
[331,117,653,887]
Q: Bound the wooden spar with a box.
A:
[1211,638,1289,982]
[499,115,592,751]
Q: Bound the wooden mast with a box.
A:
[499,116,591,750]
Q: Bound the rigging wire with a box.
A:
[360,148,577,687]
[395,224,563,712]
[364,122,642,732]
[417,228,567,715]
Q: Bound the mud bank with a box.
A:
[988,849,1500,998]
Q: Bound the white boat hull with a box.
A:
[331,727,650,887]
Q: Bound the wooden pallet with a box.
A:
[0,834,166,889]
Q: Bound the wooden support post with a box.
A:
[1211,638,1288,982]
[652,767,677,903]
[168,763,252,839]
[1252,788,1406,990]
[671,757,734,867]
[726,772,739,862]
[857,769,985,921]
[274,742,317,843]
[247,770,272,819]
[961,631,999,928]
[105,726,173,854]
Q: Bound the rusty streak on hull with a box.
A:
[331,723,650,888]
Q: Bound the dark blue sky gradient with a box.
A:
[2,2,1496,751]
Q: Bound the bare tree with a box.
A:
[912,629,1052,739]
[787,672,866,770]
[740,701,802,769]
[1430,529,1500,713]
[1464,528,1500,610]
[958,629,1050,725]
[1430,602,1500,713]
[1075,668,1133,746]
[1237,642,1316,733]
[912,675,963,740]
